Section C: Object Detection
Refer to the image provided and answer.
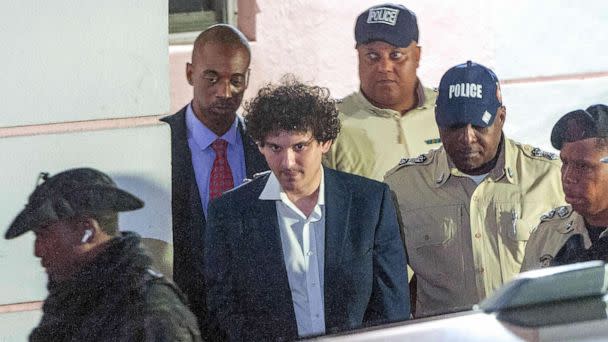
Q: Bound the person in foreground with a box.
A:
[4,168,201,342]
[204,77,410,341]
[521,104,608,270]
[385,61,565,317]
[160,24,267,335]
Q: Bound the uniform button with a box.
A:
[479,267,485,273]
[424,234,430,241]
[475,233,481,239]
[472,195,479,201]
[307,251,313,256]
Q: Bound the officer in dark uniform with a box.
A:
[521,104,608,270]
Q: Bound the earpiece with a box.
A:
[81,229,93,243]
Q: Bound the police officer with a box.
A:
[5,168,202,341]
[521,104,608,270]
[385,61,565,318]
[323,3,441,181]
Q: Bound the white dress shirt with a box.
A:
[259,169,326,337]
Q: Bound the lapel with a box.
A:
[161,107,205,223]
[323,167,352,276]
[242,176,298,329]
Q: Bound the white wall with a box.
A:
[1,1,169,127]
[247,0,608,152]
[170,0,608,153]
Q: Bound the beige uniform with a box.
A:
[323,84,441,181]
[521,206,608,271]
[384,138,565,317]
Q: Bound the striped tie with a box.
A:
[209,139,234,199]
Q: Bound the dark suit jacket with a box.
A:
[160,106,268,339]
[204,167,410,341]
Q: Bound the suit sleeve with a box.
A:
[364,184,411,324]
[204,199,244,341]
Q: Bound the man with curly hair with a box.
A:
[204,78,410,341]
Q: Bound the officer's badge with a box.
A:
[399,154,427,166]
[540,206,571,221]
[539,254,553,268]
[563,220,574,233]
[413,154,427,163]
[531,147,558,160]
[540,209,556,221]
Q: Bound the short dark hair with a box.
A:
[192,24,251,63]
[595,137,608,152]
[244,76,341,145]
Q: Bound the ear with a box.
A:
[496,106,507,127]
[75,217,98,244]
[186,62,194,86]
[414,45,421,67]
[320,140,333,153]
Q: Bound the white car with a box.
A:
[310,261,608,342]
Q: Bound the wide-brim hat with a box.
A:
[5,168,143,239]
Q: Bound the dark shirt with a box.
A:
[30,232,202,342]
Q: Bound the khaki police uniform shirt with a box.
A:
[521,207,608,271]
[323,83,441,181]
[384,138,565,317]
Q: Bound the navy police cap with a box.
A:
[355,3,419,48]
[435,61,502,129]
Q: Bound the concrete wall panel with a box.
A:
[1,1,169,127]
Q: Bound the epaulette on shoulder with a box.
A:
[385,153,432,178]
[540,205,572,222]
[522,145,559,161]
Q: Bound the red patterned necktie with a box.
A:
[209,139,234,200]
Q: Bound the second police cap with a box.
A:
[550,104,608,150]
[355,3,418,48]
[435,61,503,128]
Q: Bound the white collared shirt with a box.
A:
[259,169,326,337]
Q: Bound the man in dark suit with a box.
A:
[161,24,268,338]
[204,78,410,341]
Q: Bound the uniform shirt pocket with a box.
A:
[402,205,464,287]
[495,203,536,280]
[495,204,535,242]
[403,205,460,248]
